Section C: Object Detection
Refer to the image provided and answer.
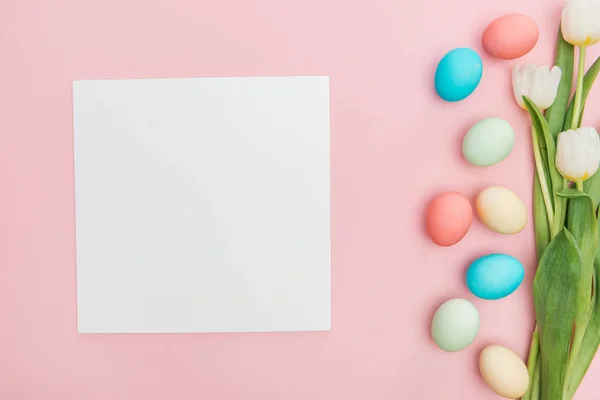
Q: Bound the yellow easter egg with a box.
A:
[479,344,529,399]
[476,186,527,234]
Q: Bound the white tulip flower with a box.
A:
[562,0,600,47]
[512,65,562,110]
[556,127,600,182]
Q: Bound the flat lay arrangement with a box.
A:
[428,1,600,398]
[7,0,600,399]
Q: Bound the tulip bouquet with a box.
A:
[517,1,600,399]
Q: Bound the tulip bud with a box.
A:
[556,127,600,182]
[561,0,600,46]
[512,65,562,110]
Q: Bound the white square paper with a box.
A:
[73,76,330,333]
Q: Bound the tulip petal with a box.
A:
[522,65,536,97]
[531,66,551,109]
[512,65,525,108]
[547,66,563,109]
[550,67,563,89]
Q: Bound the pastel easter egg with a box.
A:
[466,254,524,300]
[482,14,539,60]
[476,186,527,234]
[479,344,529,398]
[431,298,479,352]
[462,118,515,166]
[426,192,473,246]
[435,48,483,102]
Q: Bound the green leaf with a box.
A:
[564,56,600,131]
[546,26,574,138]
[558,188,593,199]
[584,173,600,209]
[534,228,581,400]
[536,126,551,175]
[525,98,559,190]
[566,259,600,398]
[566,193,598,327]
[534,172,551,261]
[524,96,565,232]
[578,58,600,206]
[567,195,598,269]
[565,208,600,397]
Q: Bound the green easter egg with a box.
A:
[462,118,515,166]
[431,298,480,352]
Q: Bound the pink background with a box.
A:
[2,0,600,398]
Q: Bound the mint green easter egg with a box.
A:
[431,298,480,352]
[462,118,515,166]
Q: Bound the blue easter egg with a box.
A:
[435,48,483,102]
[466,254,524,300]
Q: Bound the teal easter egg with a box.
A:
[431,298,480,352]
[462,118,515,166]
[435,48,483,102]
[466,254,524,300]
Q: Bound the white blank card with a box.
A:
[73,76,331,333]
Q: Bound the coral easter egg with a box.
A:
[482,14,539,60]
[426,192,473,246]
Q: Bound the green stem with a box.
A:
[530,362,540,400]
[571,46,587,130]
[565,326,587,399]
[563,47,590,398]
[552,179,567,237]
[532,127,555,232]
[522,329,539,400]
